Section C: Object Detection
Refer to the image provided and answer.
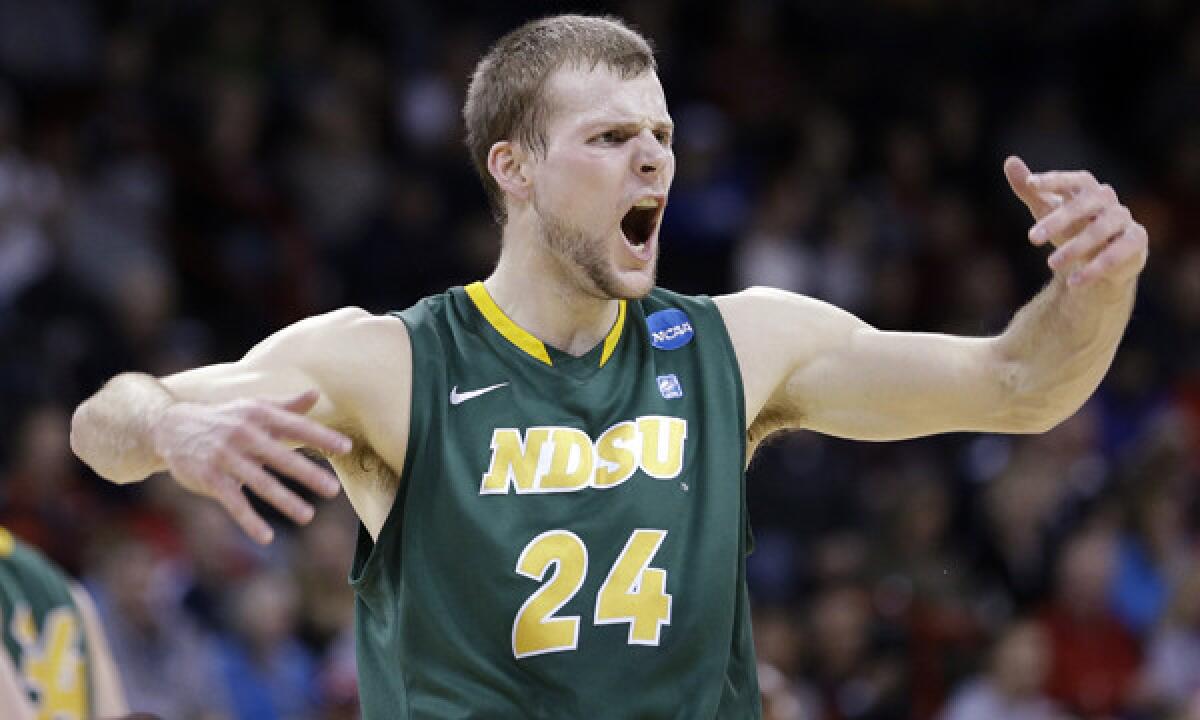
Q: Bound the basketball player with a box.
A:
[69,15,1147,718]
[0,526,129,720]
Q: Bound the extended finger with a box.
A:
[279,389,320,415]
[1069,226,1146,286]
[214,481,274,544]
[224,452,315,525]
[247,428,342,497]
[1004,156,1059,220]
[1048,205,1129,272]
[1028,184,1115,246]
[263,404,353,455]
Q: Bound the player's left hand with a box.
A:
[1004,155,1148,288]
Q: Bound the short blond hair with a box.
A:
[463,14,656,224]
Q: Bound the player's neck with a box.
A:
[486,234,620,359]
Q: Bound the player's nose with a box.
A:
[633,129,670,179]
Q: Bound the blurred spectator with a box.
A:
[939,620,1062,720]
[0,403,95,573]
[0,92,62,307]
[1040,530,1141,718]
[1111,478,1195,637]
[216,570,320,720]
[1140,567,1200,717]
[734,172,818,293]
[760,660,819,720]
[807,583,909,720]
[755,606,821,720]
[90,536,229,720]
[293,498,356,654]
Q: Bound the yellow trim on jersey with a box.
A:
[598,299,626,368]
[465,282,626,368]
[466,282,553,365]
[0,527,13,557]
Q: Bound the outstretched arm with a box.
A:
[718,156,1147,444]
[71,308,412,543]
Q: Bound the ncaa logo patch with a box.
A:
[646,308,694,350]
[657,374,683,399]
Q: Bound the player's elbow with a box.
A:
[991,355,1079,434]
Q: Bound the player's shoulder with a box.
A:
[249,306,412,378]
[286,305,412,343]
[711,286,852,329]
[0,527,71,598]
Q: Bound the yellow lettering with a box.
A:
[637,417,687,479]
[513,531,587,657]
[594,529,672,645]
[539,428,594,491]
[481,428,550,494]
[594,422,639,488]
[481,418,689,495]
[13,606,86,720]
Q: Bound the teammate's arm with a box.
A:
[69,584,128,717]
[718,156,1147,443]
[0,651,36,720]
[71,308,413,543]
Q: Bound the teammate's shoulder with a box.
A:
[0,527,72,594]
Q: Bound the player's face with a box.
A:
[527,64,674,300]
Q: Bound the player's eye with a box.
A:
[654,130,673,146]
[594,130,627,144]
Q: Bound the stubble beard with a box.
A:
[537,208,656,300]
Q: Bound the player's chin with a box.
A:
[612,262,656,299]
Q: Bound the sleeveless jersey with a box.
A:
[0,527,92,719]
[352,284,760,719]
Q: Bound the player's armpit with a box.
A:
[717,287,1028,443]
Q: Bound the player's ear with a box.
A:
[487,140,532,204]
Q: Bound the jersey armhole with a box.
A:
[348,309,440,598]
[698,294,748,465]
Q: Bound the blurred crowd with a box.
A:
[0,0,1197,718]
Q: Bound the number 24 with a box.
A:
[513,529,671,659]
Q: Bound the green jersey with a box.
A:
[352,283,760,719]
[0,527,92,719]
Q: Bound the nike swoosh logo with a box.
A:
[450,382,510,405]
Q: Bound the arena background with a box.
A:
[0,1,1197,718]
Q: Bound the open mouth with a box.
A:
[621,199,662,248]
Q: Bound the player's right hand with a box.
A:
[150,389,352,544]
